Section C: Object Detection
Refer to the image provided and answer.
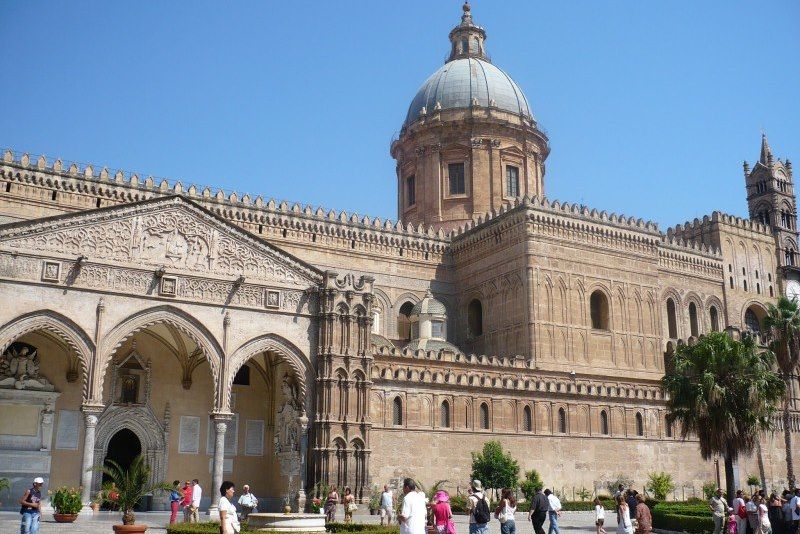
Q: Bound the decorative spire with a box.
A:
[447,1,489,62]
[743,160,750,178]
[760,132,774,166]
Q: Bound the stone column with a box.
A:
[80,407,101,512]
[207,413,230,518]
[295,414,309,512]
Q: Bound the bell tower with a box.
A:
[745,133,798,268]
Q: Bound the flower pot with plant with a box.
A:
[50,486,82,523]
[95,454,171,534]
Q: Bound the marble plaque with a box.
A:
[0,404,40,436]
[245,419,264,456]
[55,410,80,450]
[178,416,200,454]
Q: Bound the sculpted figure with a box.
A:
[0,343,53,391]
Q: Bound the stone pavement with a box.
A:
[0,510,605,533]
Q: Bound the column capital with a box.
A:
[210,411,234,422]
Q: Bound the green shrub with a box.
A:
[519,470,544,503]
[653,503,712,518]
[651,512,714,534]
[50,486,83,515]
[326,524,400,534]
[647,472,676,501]
[450,493,469,514]
[746,475,760,487]
[701,481,718,500]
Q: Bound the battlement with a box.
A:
[666,211,772,238]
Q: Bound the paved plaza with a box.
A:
[1,510,604,534]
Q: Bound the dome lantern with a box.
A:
[447,2,489,62]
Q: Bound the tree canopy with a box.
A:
[470,440,519,498]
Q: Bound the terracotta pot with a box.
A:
[53,513,78,523]
[112,524,148,534]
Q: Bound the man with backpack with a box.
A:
[529,487,550,534]
[468,480,491,534]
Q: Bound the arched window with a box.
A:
[523,405,532,432]
[558,407,567,434]
[745,308,761,333]
[392,396,403,426]
[371,310,381,335]
[770,286,774,297]
[729,277,734,289]
[397,302,414,340]
[709,306,720,332]
[590,290,610,330]
[600,410,609,435]
[744,280,748,292]
[666,298,678,339]
[468,299,483,337]
[665,417,673,438]
[440,401,450,428]
[688,302,699,337]
[479,402,490,429]
[757,283,761,294]
[635,412,644,436]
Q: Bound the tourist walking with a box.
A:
[529,487,549,534]
[182,480,193,522]
[626,491,639,517]
[169,480,182,524]
[634,494,652,534]
[767,494,783,534]
[756,495,772,534]
[19,476,43,534]
[616,494,633,534]
[190,479,203,523]
[380,485,394,526]
[711,488,731,534]
[747,495,759,534]
[545,489,562,534]
[780,491,793,534]
[432,490,454,534]
[219,481,241,534]
[343,486,356,523]
[494,488,517,534]
[734,491,747,534]
[325,485,339,523]
[790,489,800,534]
[468,480,491,534]
[594,498,607,534]
[237,484,258,519]
[399,478,427,534]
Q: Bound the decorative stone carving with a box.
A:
[275,375,302,477]
[0,342,54,391]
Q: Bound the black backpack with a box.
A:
[473,495,491,524]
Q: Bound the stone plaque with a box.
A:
[265,289,280,308]
[160,276,177,296]
[178,416,200,454]
[0,405,40,437]
[245,419,264,456]
[41,261,61,282]
[55,410,80,450]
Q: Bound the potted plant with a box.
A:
[0,477,10,508]
[95,454,171,533]
[50,486,82,522]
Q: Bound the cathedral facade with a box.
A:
[0,3,798,512]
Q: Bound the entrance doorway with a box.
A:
[102,428,142,509]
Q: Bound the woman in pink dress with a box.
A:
[431,490,453,534]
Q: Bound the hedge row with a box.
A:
[651,502,714,534]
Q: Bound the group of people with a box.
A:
[711,487,800,534]
[608,485,653,534]
[166,479,259,525]
[322,485,358,523]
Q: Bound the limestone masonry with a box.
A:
[0,2,797,512]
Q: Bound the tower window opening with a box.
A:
[590,291,610,330]
[769,286,774,297]
[729,277,734,289]
[757,283,761,294]
[506,165,519,197]
[96,198,101,208]
[635,412,644,436]
[440,401,450,428]
[755,270,759,279]
[4,183,10,193]
[406,175,416,206]
[728,264,732,273]
[710,306,720,332]
[468,299,483,336]
[398,301,415,340]
[768,273,772,282]
[688,302,699,337]
[558,407,567,434]
[448,163,465,195]
[461,39,469,54]
[742,267,746,276]
[600,410,609,435]
[479,402,489,429]
[744,280,748,292]
[51,190,57,201]
[393,396,403,426]
[666,298,678,339]
[523,405,532,432]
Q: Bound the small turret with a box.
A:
[760,133,774,166]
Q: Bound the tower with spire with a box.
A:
[745,133,798,267]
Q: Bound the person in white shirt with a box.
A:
[237,484,258,519]
[219,481,241,534]
[790,489,800,530]
[545,489,562,534]
[380,485,394,526]
[190,479,202,523]
[399,478,426,534]
[732,491,746,534]
[594,497,607,534]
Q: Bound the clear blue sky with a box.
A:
[1,1,798,229]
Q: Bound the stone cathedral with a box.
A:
[0,3,798,513]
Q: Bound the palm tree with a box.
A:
[764,296,800,490]
[661,331,785,502]
[95,455,171,525]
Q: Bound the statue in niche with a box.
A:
[120,374,139,404]
[274,374,301,455]
[0,342,54,391]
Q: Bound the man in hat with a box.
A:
[19,476,44,534]
[468,480,491,534]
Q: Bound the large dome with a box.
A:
[404,59,532,127]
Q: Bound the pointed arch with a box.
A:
[0,310,94,399]
[97,305,223,405]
